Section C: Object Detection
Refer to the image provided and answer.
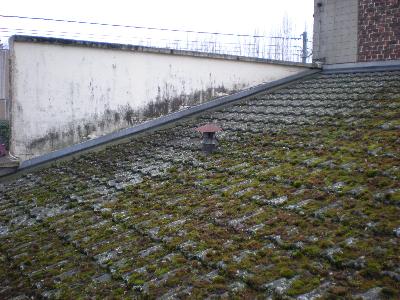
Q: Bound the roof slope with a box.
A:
[1,71,400,299]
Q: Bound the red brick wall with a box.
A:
[358,0,400,62]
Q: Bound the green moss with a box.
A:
[318,239,335,249]
[286,277,320,296]
[381,287,398,299]
[293,181,303,188]
[328,286,348,296]
[165,276,181,287]
[128,273,146,285]
[1,82,399,298]
[0,120,10,149]
[302,245,321,257]
[212,275,225,284]
[279,266,296,278]
[154,267,169,277]
[291,250,303,259]
[366,169,380,178]
[360,262,382,279]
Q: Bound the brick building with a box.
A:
[313,0,400,64]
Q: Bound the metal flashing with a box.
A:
[322,60,400,74]
[18,68,320,171]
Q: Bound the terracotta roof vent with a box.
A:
[195,123,222,154]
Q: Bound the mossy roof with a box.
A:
[0,70,399,299]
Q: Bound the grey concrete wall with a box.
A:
[9,36,310,161]
[0,50,9,120]
[313,0,358,64]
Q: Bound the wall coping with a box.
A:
[9,35,314,68]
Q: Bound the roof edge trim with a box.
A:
[9,35,314,68]
[322,60,400,74]
[18,68,320,171]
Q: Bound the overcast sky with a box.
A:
[1,0,314,36]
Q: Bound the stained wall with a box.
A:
[10,37,309,160]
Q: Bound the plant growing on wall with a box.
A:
[0,120,10,150]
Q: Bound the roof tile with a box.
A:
[0,70,399,298]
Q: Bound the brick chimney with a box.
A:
[358,0,400,62]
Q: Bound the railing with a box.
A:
[0,15,312,63]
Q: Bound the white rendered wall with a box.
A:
[10,41,307,160]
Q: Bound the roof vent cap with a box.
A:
[195,123,222,154]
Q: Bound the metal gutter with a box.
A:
[18,68,320,171]
[322,60,400,74]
